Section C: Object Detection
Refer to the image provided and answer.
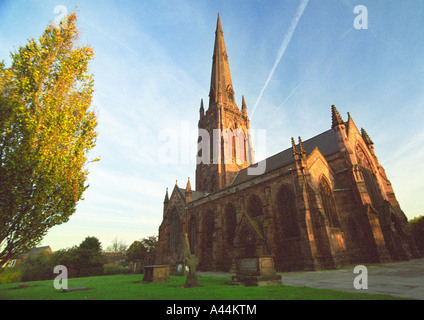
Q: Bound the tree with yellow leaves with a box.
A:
[0,13,98,266]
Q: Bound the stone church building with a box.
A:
[155,14,419,272]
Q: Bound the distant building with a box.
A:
[4,246,52,268]
[155,14,420,272]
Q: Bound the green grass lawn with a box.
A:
[0,274,407,300]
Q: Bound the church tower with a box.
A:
[196,14,254,193]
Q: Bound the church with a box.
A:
[155,14,419,272]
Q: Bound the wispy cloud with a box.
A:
[250,0,309,119]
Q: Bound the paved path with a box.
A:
[198,258,424,300]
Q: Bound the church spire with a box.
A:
[291,137,299,157]
[185,177,192,193]
[361,128,374,146]
[185,177,192,203]
[241,95,247,115]
[209,13,236,109]
[199,99,204,118]
[298,136,306,156]
[164,187,169,204]
[196,14,254,192]
[331,105,344,128]
[216,12,223,34]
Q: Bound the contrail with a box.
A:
[273,80,303,115]
[250,0,309,119]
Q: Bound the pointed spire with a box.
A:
[185,177,192,203]
[346,112,352,128]
[298,136,306,156]
[199,99,204,118]
[331,105,344,128]
[185,177,192,193]
[241,95,247,115]
[361,128,374,146]
[291,137,299,157]
[209,13,236,109]
[216,12,223,35]
[164,187,169,204]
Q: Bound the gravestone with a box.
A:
[184,254,200,288]
[142,265,170,283]
[231,255,282,286]
[183,233,201,288]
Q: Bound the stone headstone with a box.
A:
[232,255,282,286]
[184,254,200,288]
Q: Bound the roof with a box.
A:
[27,246,52,256]
[230,129,339,186]
[15,246,52,259]
[176,129,340,202]
[178,188,206,202]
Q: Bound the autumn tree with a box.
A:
[0,13,98,266]
[125,236,158,265]
[141,235,158,254]
[126,241,147,264]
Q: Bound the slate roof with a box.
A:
[176,129,340,201]
[15,246,52,259]
[178,188,206,202]
[230,129,340,186]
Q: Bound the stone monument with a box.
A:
[183,233,201,288]
[231,255,282,286]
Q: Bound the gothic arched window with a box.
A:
[227,84,234,102]
[211,175,217,193]
[203,210,215,249]
[224,203,237,247]
[276,187,299,238]
[356,143,383,207]
[232,133,236,163]
[188,215,197,254]
[355,143,373,171]
[362,167,383,207]
[319,177,340,228]
[248,195,263,218]
[203,178,209,193]
[169,208,180,251]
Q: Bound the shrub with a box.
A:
[104,265,130,275]
[0,267,23,284]
[409,216,424,254]
[21,252,54,282]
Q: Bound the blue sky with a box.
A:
[1,0,423,251]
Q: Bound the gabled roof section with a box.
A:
[231,129,340,186]
[178,188,205,202]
